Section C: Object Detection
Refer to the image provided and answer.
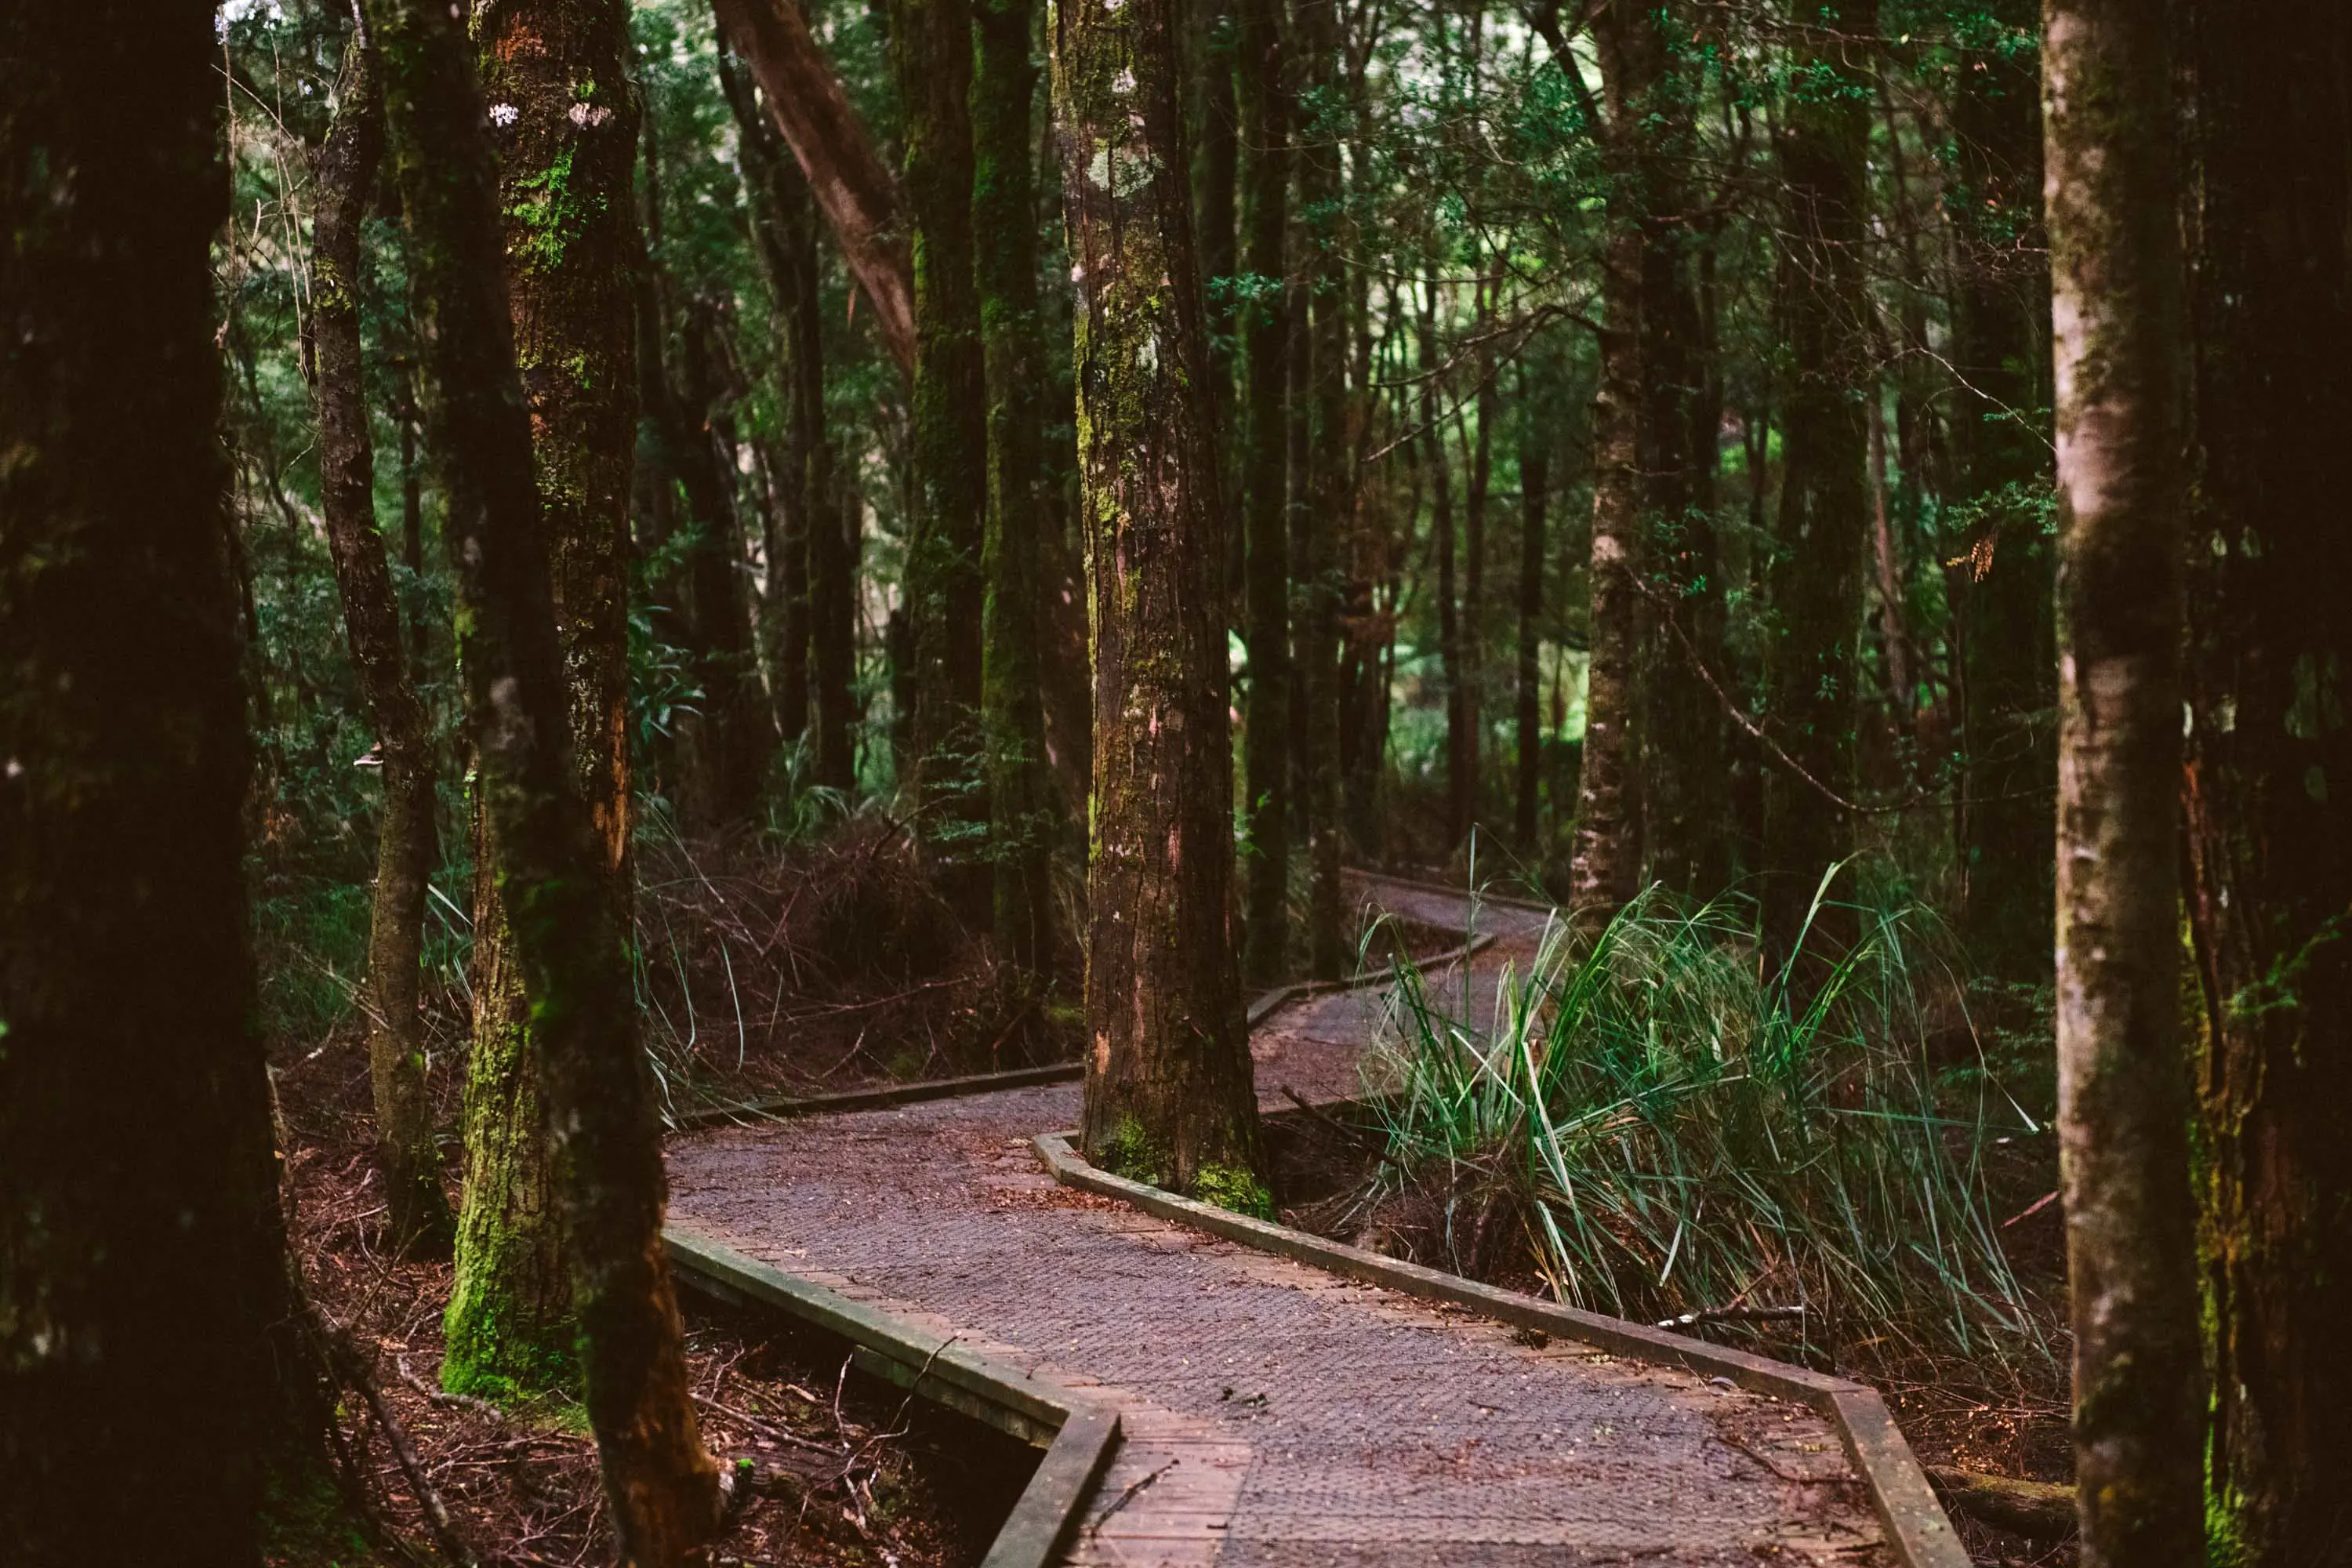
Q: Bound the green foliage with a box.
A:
[1366,879,2052,1371]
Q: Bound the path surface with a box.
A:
[669,874,1888,1566]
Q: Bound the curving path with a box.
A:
[667,874,1891,1566]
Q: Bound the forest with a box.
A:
[2,0,2346,1564]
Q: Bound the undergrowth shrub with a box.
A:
[632,804,1078,1112]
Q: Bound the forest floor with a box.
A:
[272,1014,1034,1568]
[263,821,1080,1566]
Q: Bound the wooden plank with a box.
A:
[669,1062,1082,1132]
[1030,1131,1972,1568]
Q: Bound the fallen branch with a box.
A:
[1924,1467,2077,1541]
[328,1338,480,1567]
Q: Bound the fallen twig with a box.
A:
[330,1338,479,1567]
[1087,1460,1177,1537]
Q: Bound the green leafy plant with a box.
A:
[1361,875,2052,1374]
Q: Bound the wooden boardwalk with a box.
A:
[667,876,1893,1566]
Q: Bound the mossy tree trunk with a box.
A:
[2042,1,2204,1561]
[1952,0,2055,977]
[368,0,722,1559]
[309,37,453,1258]
[1056,0,1267,1203]
[894,0,993,922]
[2182,2,2352,1556]
[973,0,1056,970]
[0,8,296,1555]
[445,0,648,1399]
[1237,0,1291,987]
[1759,0,1874,961]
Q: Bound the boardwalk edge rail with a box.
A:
[664,1226,1119,1568]
[1033,1130,1970,1568]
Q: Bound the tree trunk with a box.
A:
[1421,261,1467,854]
[310,38,452,1257]
[1759,0,1873,962]
[2043,2,2204,1561]
[1515,387,1548,848]
[1632,4,1727,901]
[710,0,916,372]
[445,0,652,1398]
[719,44,814,747]
[368,0,722,1559]
[974,0,1055,969]
[1566,0,1652,931]
[1237,0,1291,987]
[1953,0,2054,977]
[666,302,777,826]
[2182,3,2352,1557]
[894,0,993,922]
[1057,0,1266,1201]
[1298,0,1346,979]
[1194,0,1240,504]
[0,9,296,1554]
[1461,266,1494,839]
[761,436,811,745]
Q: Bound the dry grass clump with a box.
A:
[633,811,1080,1115]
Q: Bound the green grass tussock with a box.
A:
[1363,874,2053,1377]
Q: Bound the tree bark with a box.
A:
[717,33,852,792]
[1058,0,1267,1200]
[719,43,814,747]
[368,0,721,1558]
[664,301,777,826]
[1566,0,1651,931]
[1632,2,1727,901]
[710,0,916,373]
[1237,0,1291,987]
[310,38,452,1257]
[974,0,1056,969]
[2182,3,2352,1558]
[1194,0,1240,496]
[447,0,652,1397]
[1515,388,1548,848]
[1461,264,1494,840]
[2043,1,2204,1561]
[1298,0,1346,979]
[1953,0,2055,976]
[1759,0,1874,962]
[894,0,993,921]
[0,7,292,1554]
